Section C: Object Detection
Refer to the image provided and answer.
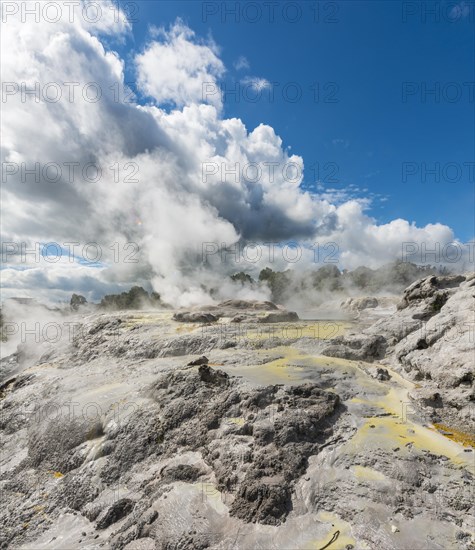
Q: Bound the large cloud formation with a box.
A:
[1,1,471,306]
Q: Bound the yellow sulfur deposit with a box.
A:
[433,424,475,448]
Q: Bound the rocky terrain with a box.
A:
[0,287,473,549]
[322,273,475,433]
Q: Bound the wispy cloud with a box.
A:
[241,76,271,92]
[314,183,389,208]
[234,55,250,71]
[314,183,370,206]
[332,138,350,149]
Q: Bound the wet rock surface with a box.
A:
[325,274,475,432]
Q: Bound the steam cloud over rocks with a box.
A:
[1,1,473,306]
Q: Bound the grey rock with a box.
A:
[0,287,473,550]
[257,311,299,323]
[187,355,209,366]
[375,368,391,381]
[324,274,474,432]
[172,312,218,323]
[341,296,379,313]
[217,300,279,311]
[321,334,387,362]
[96,498,135,529]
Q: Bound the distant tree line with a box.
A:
[99,286,161,310]
[67,262,450,311]
[69,286,161,311]
[230,261,445,303]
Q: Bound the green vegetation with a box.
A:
[70,294,87,311]
[94,262,451,310]
[99,286,161,310]
[310,264,342,291]
[253,262,443,303]
[231,272,255,285]
[345,261,439,292]
[258,268,292,302]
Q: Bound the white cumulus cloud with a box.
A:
[136,20,225,109]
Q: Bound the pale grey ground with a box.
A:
[0,275,474,549]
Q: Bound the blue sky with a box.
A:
[115,0,474,240]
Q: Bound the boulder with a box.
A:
[341,296,379,313]
[257,311,299,323]
[173,312,218,323]
[217,300,279,311]
[187,355,209,366]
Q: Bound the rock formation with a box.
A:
[324,273,475,432]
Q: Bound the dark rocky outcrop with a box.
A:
[172,312,218,323]
[100,286,161,310]
[321,334,387,362]
[70,293,87,311]
[187,355,209,366]
[96,498,135,529]
[257,311,299,323]
[217,300,279,311]
[144,367,340,525]
[172,300,299,325]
